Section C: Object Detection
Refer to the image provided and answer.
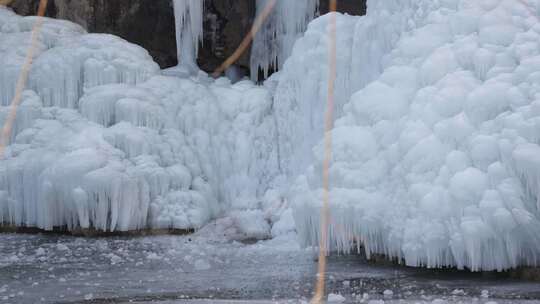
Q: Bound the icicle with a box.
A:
[251,0,319,80]
[172,0,205,70]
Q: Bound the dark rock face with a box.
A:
[320,0,367,15]
[7,0,366,72]
[200,0,256,73]
[8,0,179,68]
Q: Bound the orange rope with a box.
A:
[0,0,49,159]
[516,0,540,22]
[311,0,337,303]
[212,0,277,78]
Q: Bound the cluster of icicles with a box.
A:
[172,0,319,79]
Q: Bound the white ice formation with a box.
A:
[170,0,318,79]
[0,6,278,232]
[3,0,540,272]
[287,0,540,271]
[251,0,319,80]
[172,0,205,70]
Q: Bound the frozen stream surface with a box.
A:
[1,223,540,304]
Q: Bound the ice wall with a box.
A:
[290,0,540,271]
[172,0,205,70]
[81,76,278,231]
[251,0,319,80]
[0,9,86,107]
[30,34,160,108]
[170,0,320,79]
[272,0,417,178]
[0,6,278,234]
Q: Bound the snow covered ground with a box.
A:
[1,228,540,304]
[149,300,540,304]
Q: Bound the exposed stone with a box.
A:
[510,267,540,281]
[8,0,179,68]
[319,0,366,15]
[7,0,366,73]
[201,0,255,73]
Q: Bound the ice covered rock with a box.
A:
[0,107,155,231]
[273,1,418,178]
[0,75,277,231]
[172,0,204,71]
[0,90,42,145]
[0,6,277,232]
[0,7,85,106]
[30,34,159,109]
[327,293,346,303]
[251,0,319,80]
[230,209,271,239]
[290,0,540,271]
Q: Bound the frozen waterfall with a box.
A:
[3,0,540,272]
[172,0,205,70]
[251,0,319,80]
[170,0,319,79]
[286,0,540,271]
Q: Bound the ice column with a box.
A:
[251,0,319,80]
[172,0,205,69]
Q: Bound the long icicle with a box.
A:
[172,0,205,69]
[250,0,319,80]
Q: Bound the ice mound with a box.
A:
[274,1,417,178]
[30,34,160,108]
[77,76,278,230]
[0,104,160,231]
[0,7,158,108]
[289,0,540,270]
[0,76,277,232]
[0,8,86,106]
[0,6,278,232]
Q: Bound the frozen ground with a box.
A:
[1,225,540,304]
